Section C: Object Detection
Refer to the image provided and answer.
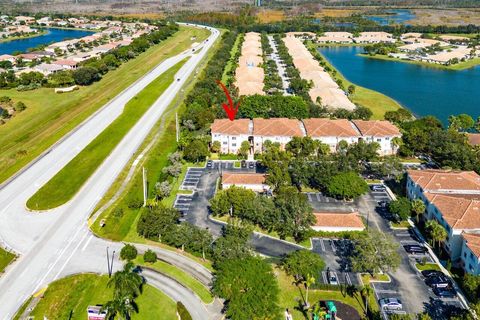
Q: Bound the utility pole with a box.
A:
[106,247,115,277]
[142,167,147,207]
[175,112,179,143]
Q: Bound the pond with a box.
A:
[0,28,94,54]
[365,9,416,26]
[318,46,480,124]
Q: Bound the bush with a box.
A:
[143,249,157,263]
[120,243,138,261]
[14,101,26,112]
[176,301,192,320]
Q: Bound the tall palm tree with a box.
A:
[108,262,143,300]
[361,285,372,315]
[426,220,448,248]
[103,295,138,320]
[304,273,316,308]
[411,199,426,224]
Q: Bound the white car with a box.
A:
[327,271,338,285]
[379,298,403,312]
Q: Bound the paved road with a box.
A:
[0,23,220,319]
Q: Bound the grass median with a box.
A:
[0,247,15,273]
[27,60,187,210]
[134,255,214,304]
[0,26,209,184]
[23,273,177,320]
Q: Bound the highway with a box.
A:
[0,23,220,319]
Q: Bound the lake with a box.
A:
[0,28,94,55]
[318,46,480,124]
[365,9,416,26]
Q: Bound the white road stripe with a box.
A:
[82,235,94,252]
[54,231,89,280]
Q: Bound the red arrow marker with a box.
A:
[216,80,240,121]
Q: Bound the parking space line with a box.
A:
[345,273,351,285]
[376,289,398,294]
[320,239,325,252]
[322,271,327,284]
[331,240,336,252]
[315,193,321,201]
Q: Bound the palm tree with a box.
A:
[426,220,448,249]
[411,199,426,224]
[103,295,138,320]
[304,273,316,308]
[391,137,403,154]
[108,262,143,300]
[361,285,372,315]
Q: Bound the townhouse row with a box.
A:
[406,169,480,275]
[211,118,401,156]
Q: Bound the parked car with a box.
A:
[378,200,388,208]
[425,275,453,288]
[371,185,386,192]
[206,160,213,169]
[433,286,457,298]
[241,160,247,168]
[379,298,403,312]
[248,162,255,169]
[404,244,428,255]
[421,270,444,278]
[327,270,338,285]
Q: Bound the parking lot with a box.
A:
[209,160,258,172]
[180,167,204,190]
[312,238,360,287]
[173,194,193,219]
[305,192,356,212]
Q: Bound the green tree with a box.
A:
[209,186,256,218]
[351,230,401,275]
[425,220,448,248]
[108,262,143,300]
[212,225,252,266]
[283,250,325,281]
[103,296,138,320]
[136,206,179,241]
[72,66,100,85]
[213,256,281,320]
[347,85,356,95]
[274,186,315,242]
[120,244,138,261]
[360,285,373,315]
[211,140,221,153]
[14,101,26,112]
[183,139,209,162]
[238,140,251,159]
[411,199,426,224]
[143,249,157,263]
[327,172,369,200]
[388,197,412,221]
[448,114,475,132]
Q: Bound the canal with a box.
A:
[319,46,480,124]
[0,28,94,55]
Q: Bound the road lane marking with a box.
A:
[82,235,93,252]
[54,231,89,281]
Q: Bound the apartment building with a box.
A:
[211,118,401,156]
[406,169,480,273]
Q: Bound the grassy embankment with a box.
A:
[277,268,375,320]
[359,53,480,71]
[0,26,209,184]
[134,254,213,303]
[89,30,224,252]
[313,45,402,120]
[221,32,242,83]
[0,248,15,273]
[27,59,187,210]
[19,273,177,320]
[0,30,48,43]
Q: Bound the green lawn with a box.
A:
[26,273,177,320]
[134,255,213,303]
[0,26,210,184]
[0,247,15,273]
[390,221,411,229]
[314,45,402,120]
[221,33,242,83]
[360,273,390,285]
[27,60,187,210]
[359,53,480,71]
[277,268,366,319]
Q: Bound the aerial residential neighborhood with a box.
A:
[0,1,479,320]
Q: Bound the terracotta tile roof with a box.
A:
[313,212,364,228]
[467,133,480,146]
[462,232,480,258]
[253,118,304,137]
[352,120,401,137]
[222,173,266,185]
[302,118,360,137]
[52,59,78,67]
[425,193,480,230]
[408,169,480,193]
[211,119,251,135]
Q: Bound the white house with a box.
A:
[221,173,270,193]
[302,118,360,152]
[253,118,305,153]
[352,120,401,156]
[354,32,395,44]
[460,232,480,275]
[211,119,252,155]
[312,212,365,232]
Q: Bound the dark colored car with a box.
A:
[371,185,386,192]
[248,162,255,169]
[241,160,247,168]
[433,286,456,298]
[404,244,428,255]
[378,200,388,208]
[421,270,444,278]
[206,160,213,168]
[426,275,453,288]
